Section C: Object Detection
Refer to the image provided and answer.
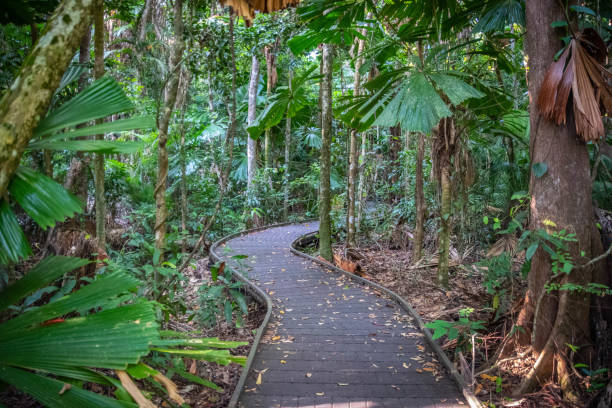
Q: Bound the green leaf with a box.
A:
[153,338,248,349]
[35,76,134,138]
[172,367,223,392]
[9,167,83,230]
[570,5,596,16]
[526,242,539,260]
[224,300,233,323]
[0,366,135,408]
[0,256,89,312]
[373,73,452,133]
[473,0,525,33]
[429,73,484,106]
[31,140,144,154]
[0,303,158,371]
[483,216,489,225]
[0,272,138,333]
[230,289,248,315]
[150,348,244,366]
[532,162,548,178]
[126,363,159,380]
[0,199,32,265]
[551,20,568,28]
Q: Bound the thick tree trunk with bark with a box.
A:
[154,0,185,265]
[346,34,366,248]
[512,0,604,399]
[318,43,334,262]
[247,54,259,192]
[0,0,96,197]
[413,132,425,262]
[94,1,106,249]
[283,69,293,221]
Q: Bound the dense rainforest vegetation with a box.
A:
[0,0,611,407]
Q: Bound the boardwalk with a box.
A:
[218,223,466,408]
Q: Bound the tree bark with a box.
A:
[346,33,366,248]
[318,44,334,262]
[356,130,367,233]
[154,0,185,265]
[93,1,106,250]
[434,118,455,288]
[0,0,96,197]
[247,54,259,193]
[413,132,425,262]
[282,69,293,221]
[513,0,604,398]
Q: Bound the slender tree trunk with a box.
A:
[138,0,153,43]
[263,41,278,169]
[356,130,367,232]
[154,0,184,266]
[434,118,455,288]
[346,33,366,248]
[0,0,96,197]
[413,132,425,261]
[179,108,187,253]
[247,54,259,192]
[180,9,237,271]
[513,0,604,399]
[283,69,293,221]
[94,1,106,249]
[207,72,215,112]
[319,44,334,262]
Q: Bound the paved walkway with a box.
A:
[219,223,465,408]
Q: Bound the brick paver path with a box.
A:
[219,223,466,408]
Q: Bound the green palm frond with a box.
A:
[0,200,31,265]
[35,76,134,138]
[473,0,525,33]
[8,166,83,230]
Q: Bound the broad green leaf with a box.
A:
[150,347,245,366]
[35,76,134,138]
[153,338,248,349]
[429,73,484,106]
[0,200,31,265]
[0,366,135,408]
[526,242,539,260]
[570,5,596,16]
[373,73,451,133]
[473,0,525,33]
[230,289,248,315]
[224,300,233,323]
[31,140,144,153]
[126,363,159,379]
[0,303,158,371]
[9,167,83,229]
[0,256,89,312]
[0,272,138,334]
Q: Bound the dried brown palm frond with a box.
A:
[220,0,299,25]
[537,28,612,142]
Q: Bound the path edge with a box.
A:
[290,230,483,408]
[209,221,315,408]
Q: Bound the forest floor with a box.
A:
[161,257,266,408]
[330,244,586,408]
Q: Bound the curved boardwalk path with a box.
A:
[219,223,465,408]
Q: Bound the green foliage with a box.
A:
[425,308,486,352]
[198,258,249,327]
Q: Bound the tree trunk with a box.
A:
[513,0,604,399]
[207,72,214,113]
[94,1,106,249]
[0,0,96,197]
[318,43,334,262]
[434,118,455,288]
[413,132,425,262]
[154,0,184,266]
[356,130,367,233]
[346,33,366,248]
[263,41,278,169]
[247,54,259,193]
[283,69,293,221]
[179,9,237,271]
